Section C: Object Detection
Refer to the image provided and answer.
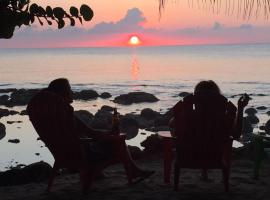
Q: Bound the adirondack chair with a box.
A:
[27,90,132,193]
[173,92,237,192]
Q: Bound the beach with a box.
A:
[0,155,270,200]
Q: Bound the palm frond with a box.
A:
[159,0,270,19]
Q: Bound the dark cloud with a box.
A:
[89,8,146,34]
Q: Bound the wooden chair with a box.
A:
[27,90,132,193]
[173,92,237,192]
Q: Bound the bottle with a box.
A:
[111,107,120,135]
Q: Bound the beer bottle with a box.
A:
[111,107,120,135]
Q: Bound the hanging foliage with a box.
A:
[159,0,270,20]
[0,0,94,39]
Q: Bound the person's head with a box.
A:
[194,80,221,95]
[47,78,73,103]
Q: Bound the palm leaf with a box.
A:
[159,0,270,19]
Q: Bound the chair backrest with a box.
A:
[27,90,83,168]
[174,92,236,168]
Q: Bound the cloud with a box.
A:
[212,22,223,30]
[1,9,270,47]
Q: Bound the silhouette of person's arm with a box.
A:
[233,95,249,139]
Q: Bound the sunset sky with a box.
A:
[1,0,270,48]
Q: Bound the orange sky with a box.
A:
[1,0,270,47]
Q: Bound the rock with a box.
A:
[0,161,52,186]
[123,113,152,129]
[35,153,40,156]
[20,110,28,115]
[141,134,163,154]
[267,111,270,116]
[0,95,9,105]
[246,115,259,124]
[154,115,171,127]
[0,88,17,93]
[113,92,159,105]
[73,90,99,100]
[7,121,22,124]
[0,108,18,118]
[141,132,146,135]
[259,126,265,131]
[245,107,257,115]
[120,116,139,140]
[8,139,20,144]
[100,92,112,99]
[265,119,270,134]
[242,117,253,143]
[179,92,191,97]
[9,89,40,106]
[91,110,112,129]
[74,110,94,127]
[140,108,160,120]
[146,126,170,132]
[0,122,6,140]
[128,146,143,159]
[257,106,267,110]
[0,108,10,118]
[100,105,114,112]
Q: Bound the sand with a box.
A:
[0,155,269,200]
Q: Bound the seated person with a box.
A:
[28,78,154,183]
[169,80,249,180]
[170,80,249,139]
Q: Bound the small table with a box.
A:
[158,131,175,183]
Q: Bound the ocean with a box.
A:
[0,44,269,170]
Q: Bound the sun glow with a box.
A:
[128,35,141,46]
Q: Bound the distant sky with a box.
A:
[1,0,270,48]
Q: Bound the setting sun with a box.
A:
[128,35,141,46]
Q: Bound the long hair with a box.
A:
[194,80,221,94]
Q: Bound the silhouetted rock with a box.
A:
[141,134,162,154]
[8,139,20,144]
[128,146,143,159]
[100,105,114,112]
[179,92,191,97]
[9,89,40,106]
[120,116,139,140]
[0,95,9,105]
[146,126,170,132]
[154,115,171,127]
[245,107,257,115]
[113,92,159,105]
[140,108,160,120]
[7,121,22,124]
[91,109,112,129]
[20,110,28,115]
[100,92,112,99]
[246,115,259,124]
[0,108,19,118]
[266,119,270,134]
[257,106,267,110]
[8,90,33,106]
[123,113,152,129]
[73,90,99,100]
[0,122,6,140]
[0,88,17,93]
[0,161,52,186]
[74,110,94,127]
[267,111,270,116]
[242,117,254,143]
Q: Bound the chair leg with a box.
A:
[80,169,94,194]
[47,162,59,192]
[222,168,230,192]
[174,162,180,191]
